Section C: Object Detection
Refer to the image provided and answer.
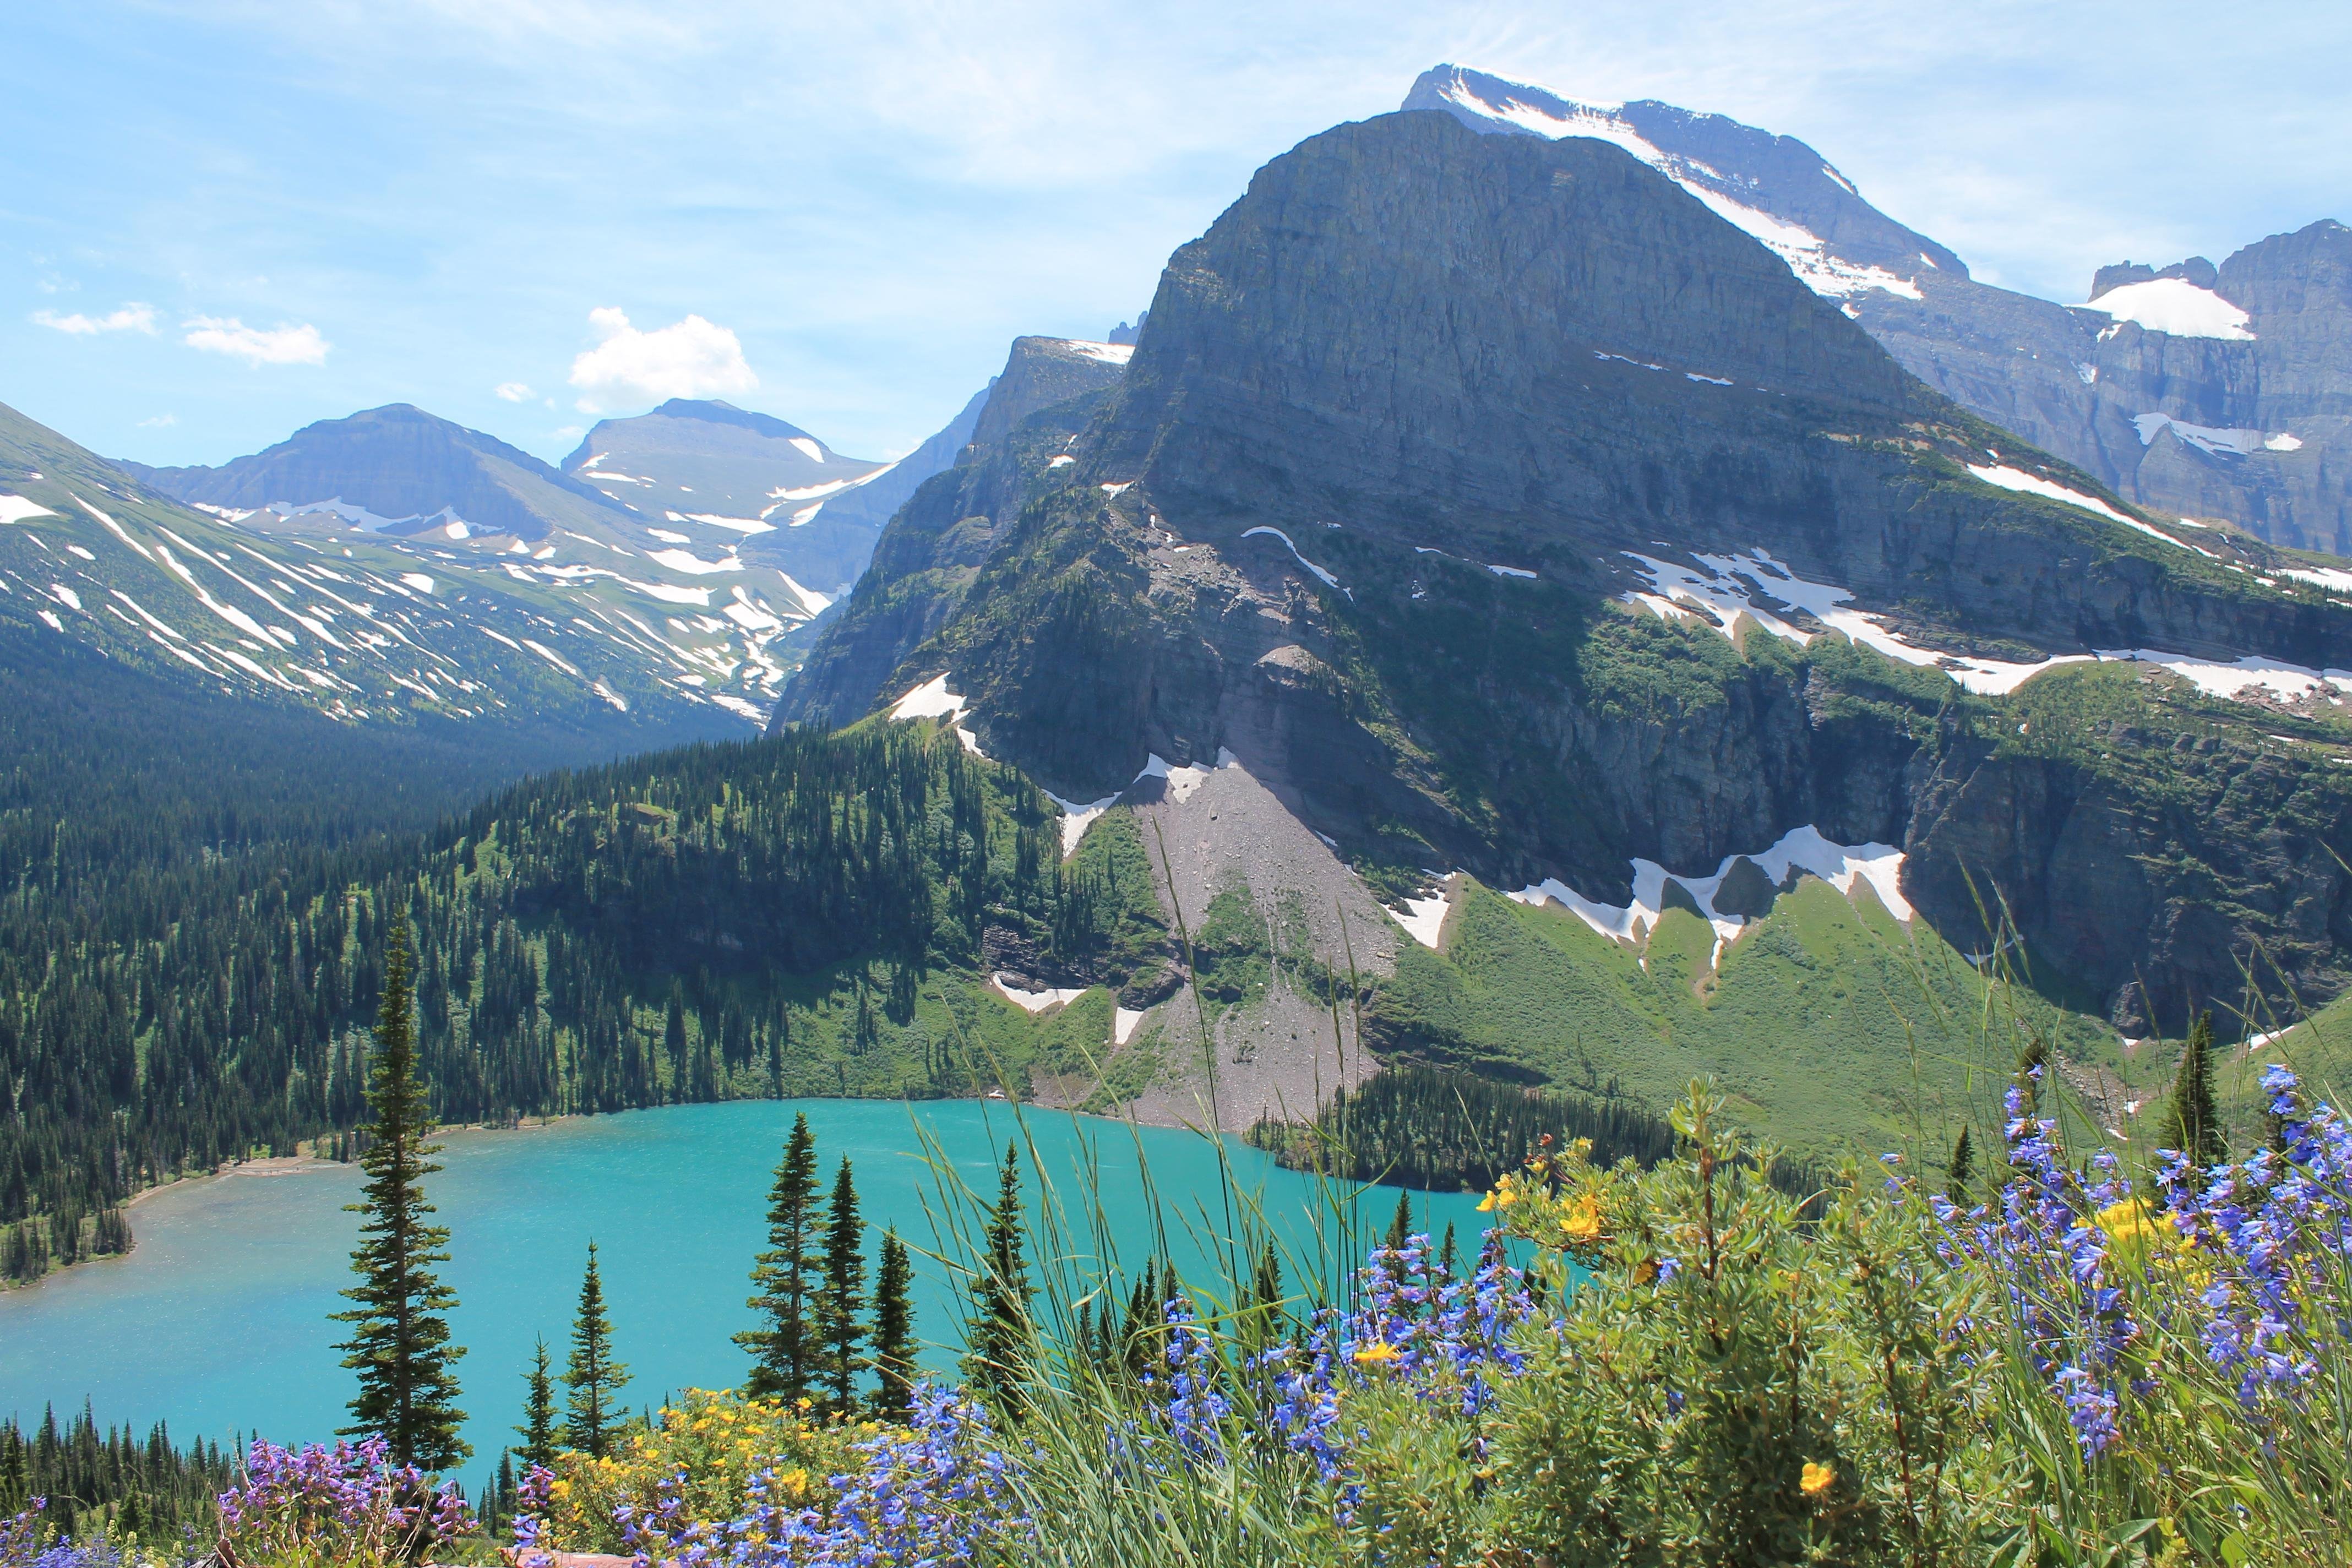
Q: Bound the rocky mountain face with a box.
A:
[1,400,739,749]
[778,107,2352,1035]
[1412,64,2352,556]
[771,335,1132,729]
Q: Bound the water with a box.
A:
[0,1101,1490,1482]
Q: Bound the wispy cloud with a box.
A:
[33,303,158,335]
[494,381,536,401]
[182,317,331,366]
[569,307,754,412]
[138,413,177,428]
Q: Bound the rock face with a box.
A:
[770,337,1130,728]
[123,403,630,542]
[779,107,2352,1030]
[1412,64,2352,556]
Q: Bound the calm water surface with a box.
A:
[0,1100,1488,1483]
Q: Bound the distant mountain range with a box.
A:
[1411,64,2352,556]
[108,380,1020,725]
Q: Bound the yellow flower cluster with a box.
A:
[532,1387,879,1555]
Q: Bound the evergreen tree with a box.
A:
[737,1114,825,1401]
[870,1229,917,1416]
[815,1157,867,1415]
[2159,1011,2226,1167]
[1946,1125,1974,1207]
[1385,1190,1413,1254]
[331,919,469,1469]
[960,1142,1035,1411]
[562,1241,630,1457]
[515,1336,557,1469]
[1238,1238,1285,1357]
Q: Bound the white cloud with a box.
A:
[569,306,755,412]
[137,413,178,428]
[495,381,536,401]
[552,424,587,442]
[33,303,158,335]
[182,317,332,366]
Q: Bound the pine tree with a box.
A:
[737,1114,825,1401]
[331,919,469,1469]
[1946,1125,1974,1207]
[960,1141,1035,1411]
[870,1229,917,1416]
[1385,1191,1413,1254]
[2159,1011,2226,1167]
[1238,1238,1284,1357]
[562,1241,630,1457]
[815,1158,867,1415]
[515,1336,557,1469]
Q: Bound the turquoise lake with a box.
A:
[0,1101,1490,1494]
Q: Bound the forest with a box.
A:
[0,630,1163,1278]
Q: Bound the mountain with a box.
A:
[1409,64,2352,556]
[121,402,890,722]
[559,396,970,598]
[2,398,742,745]
[771,99,2352,1146]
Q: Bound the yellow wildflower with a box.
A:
[1801,1461,1836,1498]
[1353,1341,1402,1366]
[1477,1174,1521,1212]
[1559,1191,1603,1244]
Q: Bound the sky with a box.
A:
[5,1,2346,471]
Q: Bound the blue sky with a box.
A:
[6,1,2346,470]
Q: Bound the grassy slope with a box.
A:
[1370,877,2126,1162]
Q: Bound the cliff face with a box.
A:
[768,337,1128,729]
[778,110,2352,1031]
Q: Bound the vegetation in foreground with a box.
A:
[15,1049,2339,1567]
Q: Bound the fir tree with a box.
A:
[562,1241,630,1457]
[332,919,469,1469]
[2159,1011,2226,1167]
[737,1114,824,1401]
[870,1229,917,1416]
[815,1157,867,1415]
[515,1336,557,1469]
[1946,1125,1974,1207]
[1385,1190,1413,1254]
[960,1141,1035,1411]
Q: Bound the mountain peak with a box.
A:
[1403,64,1966,290]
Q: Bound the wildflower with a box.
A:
[1352,1341,1401,1366]
[1559,1191,1603,1244]
[1801,1460,1836,1497]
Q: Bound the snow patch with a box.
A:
[1240,525,1348,597]
[1059,340,1135,366]
[1134,749,1235,805]
[1509,824,1911,967]
[1392,880,1452,949]
[1043,790,1120,856]
[398,573,435,594]
[646,547,743,575]
[1622,547,2092,696]
[681,513,778,535]
[2266,432,2305,453]
[0,494,58,525]
[2077,277,2255,340]
[992,973,1089,1013]
[1048,455,1075,469]
[786,437,825,462]
[2095,648,2352,703]
[1114,1007,1148,1046]
[1966,463,2208,555]
[2280,564,2352,594]
[2133,413,2300,461]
